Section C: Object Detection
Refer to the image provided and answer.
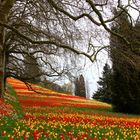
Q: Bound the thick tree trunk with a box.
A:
[0,50,5,98]
[0,7,6,98]
[0,0,15,98]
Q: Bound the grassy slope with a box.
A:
[0,78,140,140]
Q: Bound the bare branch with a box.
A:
[0,21,96,62]
[47,0,101,26]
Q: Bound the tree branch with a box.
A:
[47,0,101,26]
[0,21,95,62]
[86,0,131,45]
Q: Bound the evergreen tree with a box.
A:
[75,75,86,98]
[92,63,112,103]
[110,9,140,114]
[75,77,79,96]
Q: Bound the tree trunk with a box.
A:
[0,12,6,98]
[0,0,15,98]
[0,50,5,98]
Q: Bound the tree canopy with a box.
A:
[110,8,140,114]
[92,63,112,103]
[75,74,86,98]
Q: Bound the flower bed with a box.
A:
[0,78,139,140]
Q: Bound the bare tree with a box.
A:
[0,0,140,98]
[0,0,83,97]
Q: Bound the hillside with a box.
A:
[0,78,140,140]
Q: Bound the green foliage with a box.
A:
[0,116,18,136]
[92,63,113,103]
[0,105,139,140]
[111,64,140,114]
[4,83,24,118]
[110,9,140,114]
[0,83,24,139]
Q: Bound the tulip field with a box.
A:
[0,78,140,140]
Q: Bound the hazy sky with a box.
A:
[83,50,110,98]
